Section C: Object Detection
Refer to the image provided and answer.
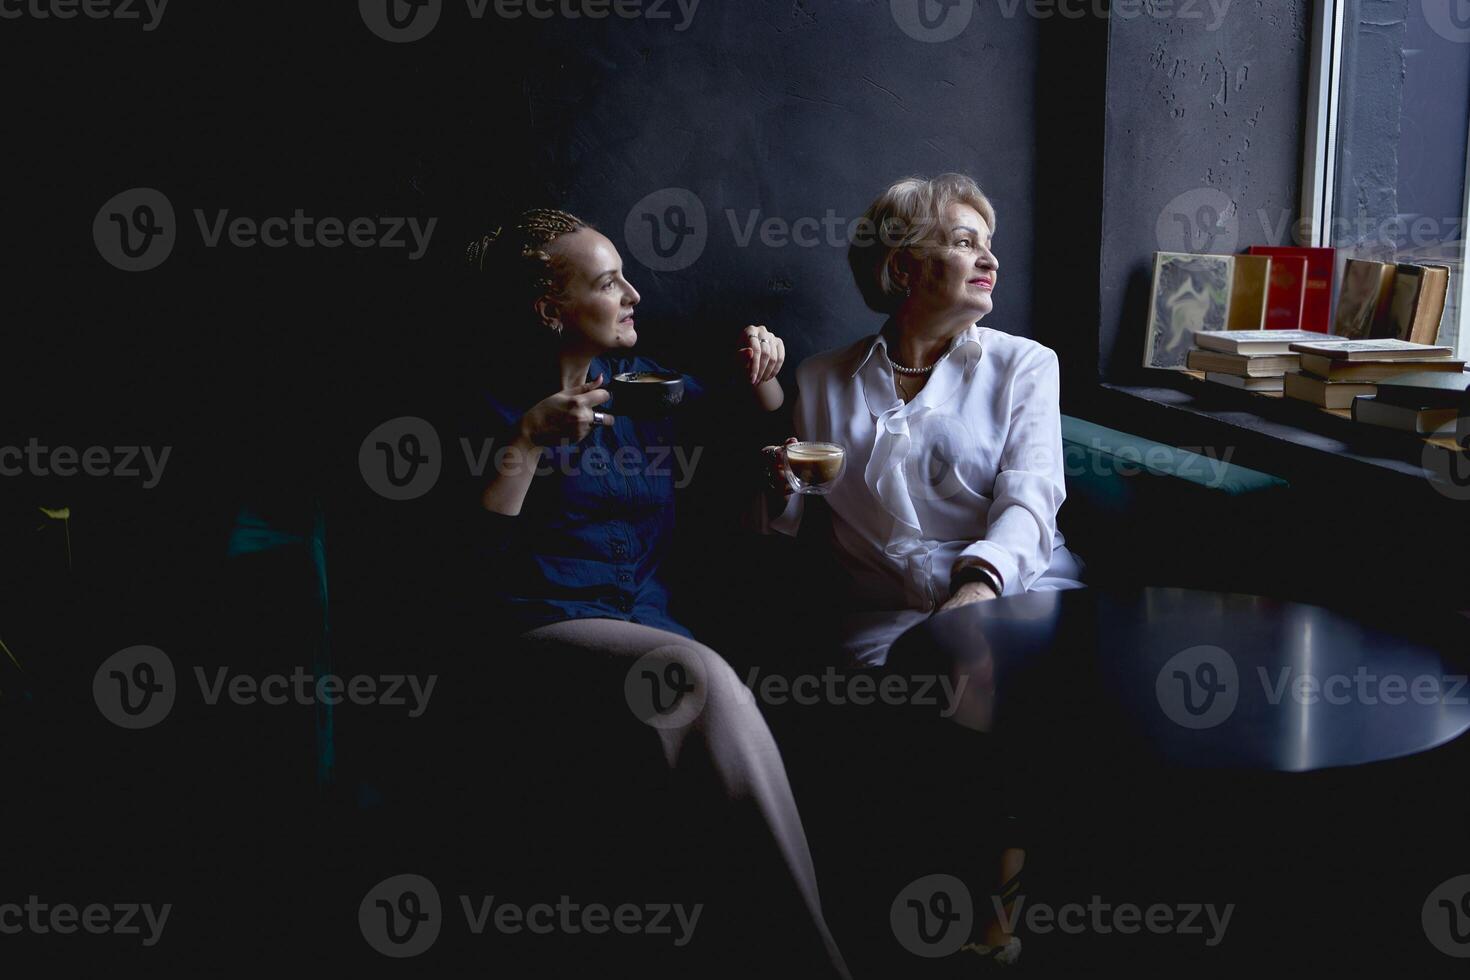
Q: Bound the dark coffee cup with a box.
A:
[609,372,685,418]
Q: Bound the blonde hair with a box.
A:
[847,174,996,314]
[465,208,591,325]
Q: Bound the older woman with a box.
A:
[465,209,848,978]
[769,173,1085,666]
[765,174,1085,969]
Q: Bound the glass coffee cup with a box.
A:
[779,442,847,495]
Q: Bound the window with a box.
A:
[1303,0,1470,356]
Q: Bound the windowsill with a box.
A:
[1096,371,1464,483]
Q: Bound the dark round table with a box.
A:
[881,586,1470,972]
[888,585,1470,772]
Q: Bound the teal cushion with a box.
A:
[1061,415,1287,501]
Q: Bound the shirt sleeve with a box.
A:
[954,345,1066,595]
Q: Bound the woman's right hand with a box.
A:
[761,437,799,496]
[517,376,615,447]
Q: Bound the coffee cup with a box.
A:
[608,371,685,418]
[779,441,846,495]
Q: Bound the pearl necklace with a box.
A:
[890,358,938,375]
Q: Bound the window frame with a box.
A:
[1302,0,1470,359]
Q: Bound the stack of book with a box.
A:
[1142,247,1336,372]
[1186,329,1330,391]
[1351,371,1470,435]
[1282,338,1463,409]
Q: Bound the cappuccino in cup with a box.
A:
[781,442,846,495]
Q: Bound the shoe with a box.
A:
[963,935,1021,967]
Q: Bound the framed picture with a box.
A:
[1143,252,1235,370]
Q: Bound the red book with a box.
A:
[1248,246,1336,333]
[1258,254,1307,329]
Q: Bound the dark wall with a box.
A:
[2,1,1075,473]
[1098,0,1311,380]
[459,0,1046,373]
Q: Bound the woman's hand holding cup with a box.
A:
[761,437,800,497]
[517,375,615,447]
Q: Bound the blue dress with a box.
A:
[479,355,704,639]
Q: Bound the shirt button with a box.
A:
[618,571,632,583]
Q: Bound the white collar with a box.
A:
[849,321,985,378]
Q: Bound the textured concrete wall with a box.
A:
[482,1,1044,370]
[1098,1,1311,378]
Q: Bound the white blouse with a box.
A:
[773,323,1086,665]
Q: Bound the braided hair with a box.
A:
[465,208,591,334]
